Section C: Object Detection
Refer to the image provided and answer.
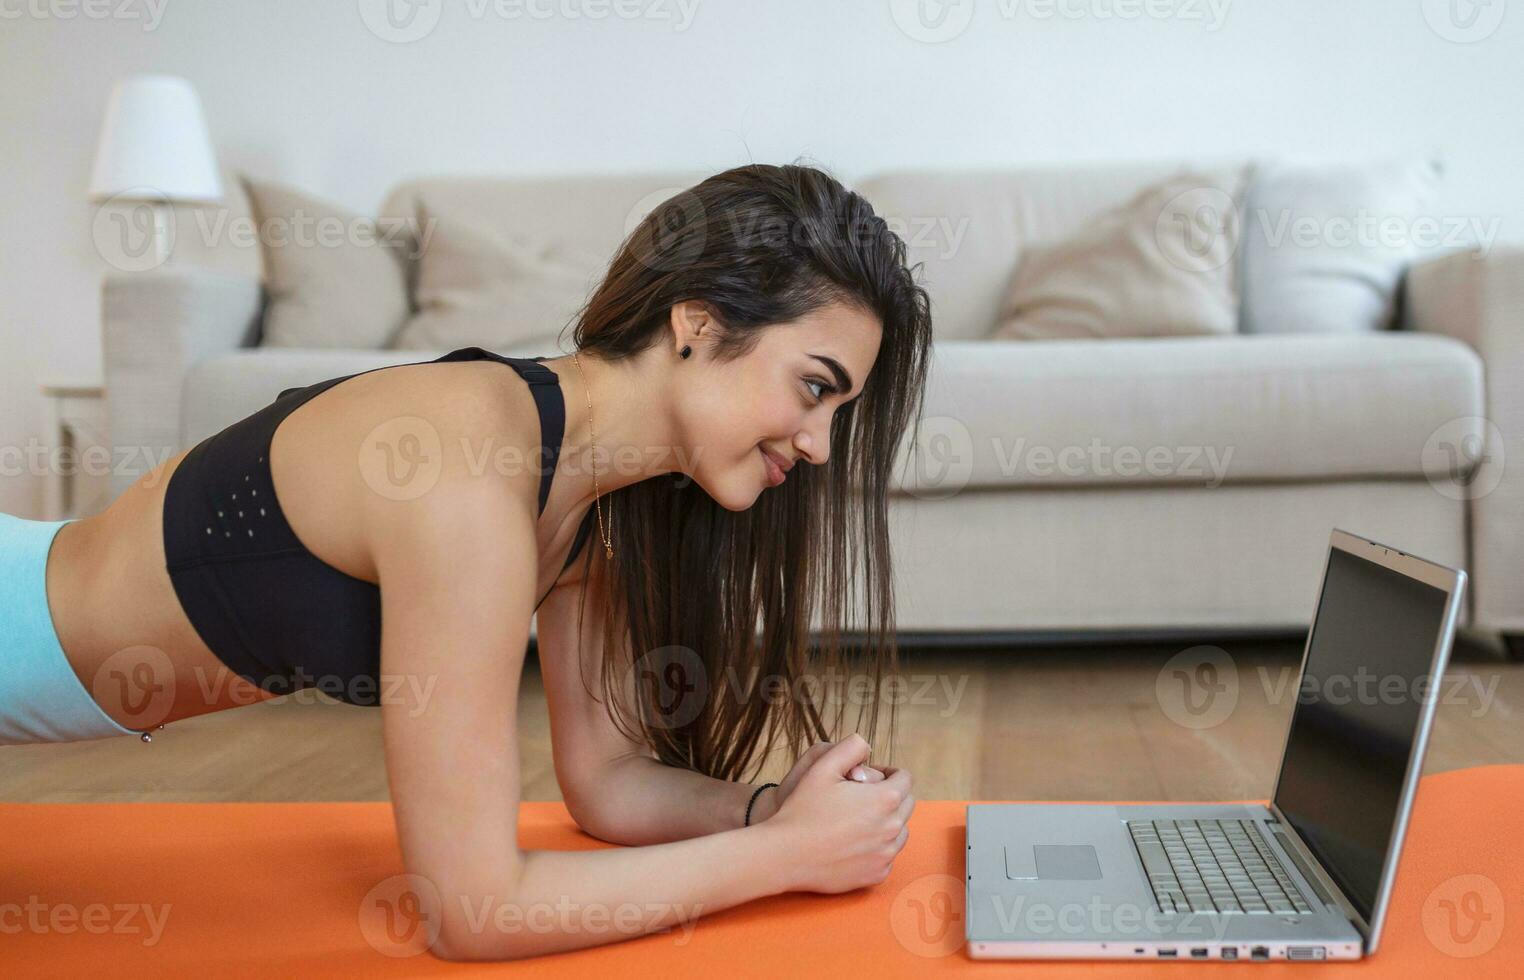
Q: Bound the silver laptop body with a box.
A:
[965,528,1467,963]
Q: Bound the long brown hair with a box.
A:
[561,162,933,781]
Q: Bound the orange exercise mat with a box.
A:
[2,765,1518,978]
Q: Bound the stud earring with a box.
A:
[680,345,692,359]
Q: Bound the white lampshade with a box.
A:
[88,74,222,204]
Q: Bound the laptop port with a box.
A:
[1250,945,1270,960]
[1158,948,1178,957]
[1190,948,1209,958]
[1288,946,1326,960]
[1221,948,1238,960]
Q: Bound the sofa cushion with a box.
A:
[1239,156,1443,335]
[183,334,1483,496]
[891,333,1484,494]
[856,160,1254,341]
[378,172,711,351]
[239,175,410,349]
[390,201,606,352]
[992,167,1249,341]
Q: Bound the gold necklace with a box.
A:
[571,352,614,560]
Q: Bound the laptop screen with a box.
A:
[1270,545,1452,923]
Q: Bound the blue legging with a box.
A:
[0,513,146,745]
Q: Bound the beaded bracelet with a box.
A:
[744,782,779,827]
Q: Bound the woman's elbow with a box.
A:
[416,866,536,961]
[563,790,631,845]
[429,924,486,962]
[430,908,540,963]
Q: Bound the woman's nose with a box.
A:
[794,428,827,466]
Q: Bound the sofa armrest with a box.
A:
[102,268,264,500]
[1403,244,1524,634]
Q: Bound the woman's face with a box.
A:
[678,299,883,511]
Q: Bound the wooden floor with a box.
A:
[3,632,1519,803]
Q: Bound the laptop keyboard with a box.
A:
[1126,819,1314,915]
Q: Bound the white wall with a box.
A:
[2,0,1520,516]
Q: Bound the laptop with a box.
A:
[965,528,1467,963]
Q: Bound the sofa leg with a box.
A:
[1504,634,1524,663]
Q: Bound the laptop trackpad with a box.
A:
[1006,844,1103,880]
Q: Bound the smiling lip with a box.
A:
[760,447,788,486]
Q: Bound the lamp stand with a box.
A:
[151,200,172,266]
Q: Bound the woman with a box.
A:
[0,162,934,959]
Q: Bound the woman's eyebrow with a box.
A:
[807,353,854,397]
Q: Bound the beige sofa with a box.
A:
[100,164,1523,655]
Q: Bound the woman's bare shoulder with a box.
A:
[273,357,545,583]
[354,359,545,523]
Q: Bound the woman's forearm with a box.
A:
[571,755,776,845]
[440,817,794,960]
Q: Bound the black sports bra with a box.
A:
[160,346,596,706]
